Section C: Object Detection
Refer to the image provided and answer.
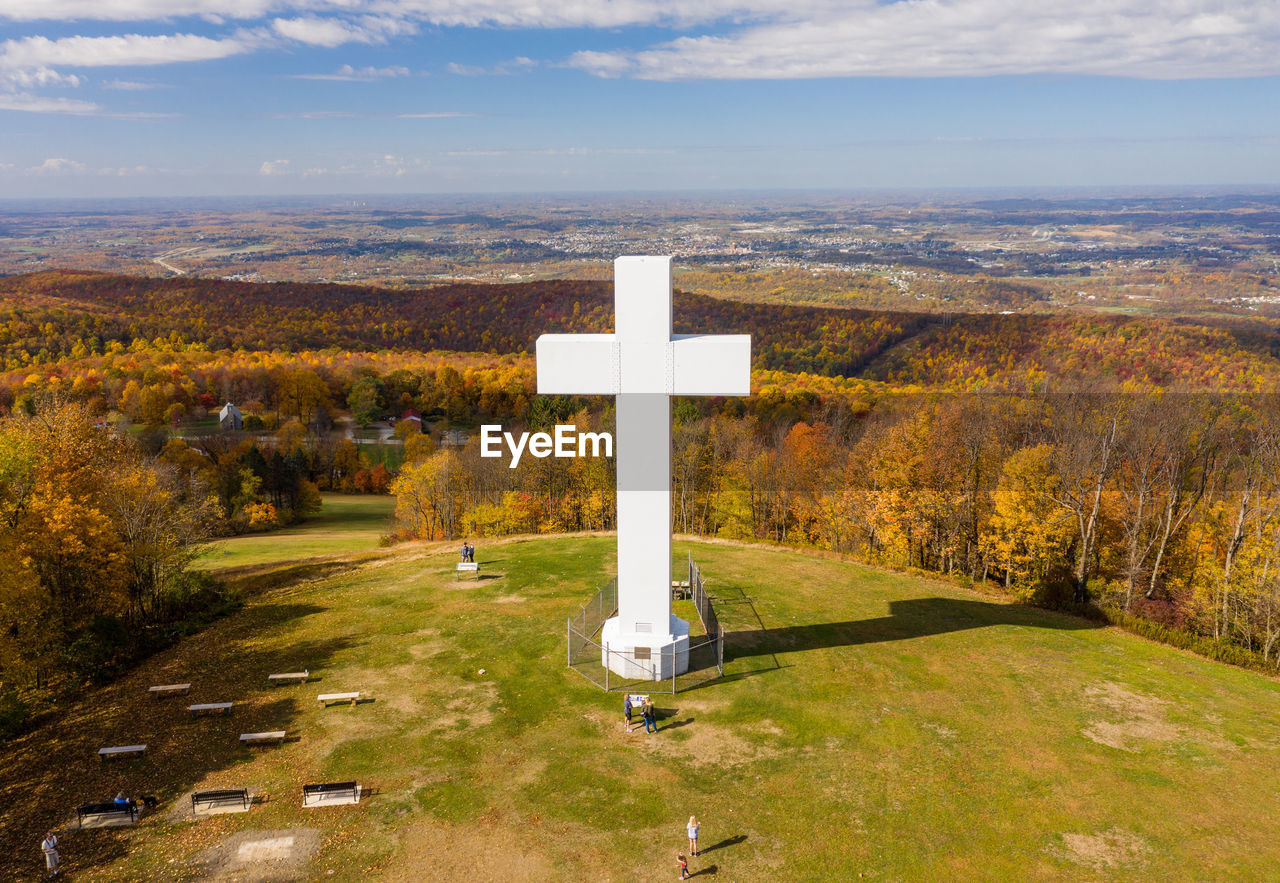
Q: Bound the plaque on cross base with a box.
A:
[537,256,751,680]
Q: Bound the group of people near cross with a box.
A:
[624,694,658,733]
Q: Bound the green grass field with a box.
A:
[196,494,396,571]
[4,533,1280,880]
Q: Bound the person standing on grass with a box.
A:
[678,853,690,879]
[41,831,59,878]
[687,816,700,857]
[624,694,634,732]
[642,697,656,733]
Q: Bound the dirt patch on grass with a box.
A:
[426,681,501,731]
[1082,682,1180,751]
[641,720,781,767]
[1057,827,1150,871]
[394,818,553,882]
[193,827,321,880]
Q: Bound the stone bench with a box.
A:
[268,670,309,685]
[98,744,146,761]
[148,683,191,698]
[77,800,138,827]
[188,702,233,718]
[240,731,286,746]
[318,692,360,707]
[303,781,360,807]
[456,562,479,575]
[192,788,249,815]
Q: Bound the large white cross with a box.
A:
[537,256,751,679]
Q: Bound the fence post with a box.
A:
[605,643,609,692]
[671,646,676,693]
[566,618,571,668]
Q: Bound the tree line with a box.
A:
[390,391,1280,670]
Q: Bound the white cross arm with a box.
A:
[536,334,619,395]
[672,334,751,396]
[536,333,750,397]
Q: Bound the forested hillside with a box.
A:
[4,270,1280,389]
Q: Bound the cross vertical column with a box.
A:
[614,256,675,639]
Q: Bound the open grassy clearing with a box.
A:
[4,535,1280,880]
[197,495,396,571]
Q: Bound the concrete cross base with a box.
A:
[601,615,690,680]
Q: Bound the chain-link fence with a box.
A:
[689,555,720,642]
[566,560,724,693]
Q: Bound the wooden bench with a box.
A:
[303,781,360,806]
[191,788,249,814]
[240,730,286,746]
[188,702,233,718]
[671,580,691,600]
[268,670,309,685]
[456,562,479,576]
[318,692,360,707]
[148,683,191,698]
[98,744,146,761]
[77,801,137,827]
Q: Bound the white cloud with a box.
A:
[568,1,1280,80]
[271,14,415,47]
[1,65,82,89]
[0,93,99,113]
[0,0,282,20]
[259,158,290,174]
[446,56,536,76]
[0,33,252,69]
[0,0,806,25]
[294,63,410,80]
[0,1,1275,83]
[396,111,475,118]
[103,78,166,89]
[26,157,87,174]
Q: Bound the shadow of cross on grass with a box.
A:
[725,596,1101,661]
[0,600,359,880]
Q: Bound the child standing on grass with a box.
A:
[687,816,700,857]
[678,854,690,879]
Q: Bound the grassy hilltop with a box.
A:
[3,529,1280,880]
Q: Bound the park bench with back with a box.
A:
[76,800,137,827]
[303,781,360,806]
[191,788,250,814]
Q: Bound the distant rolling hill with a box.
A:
[3,269,1280,390]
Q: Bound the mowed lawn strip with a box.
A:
[2,535,1280,880]
[195,494,396,571]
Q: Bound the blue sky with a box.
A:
[1,1,1278,198]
